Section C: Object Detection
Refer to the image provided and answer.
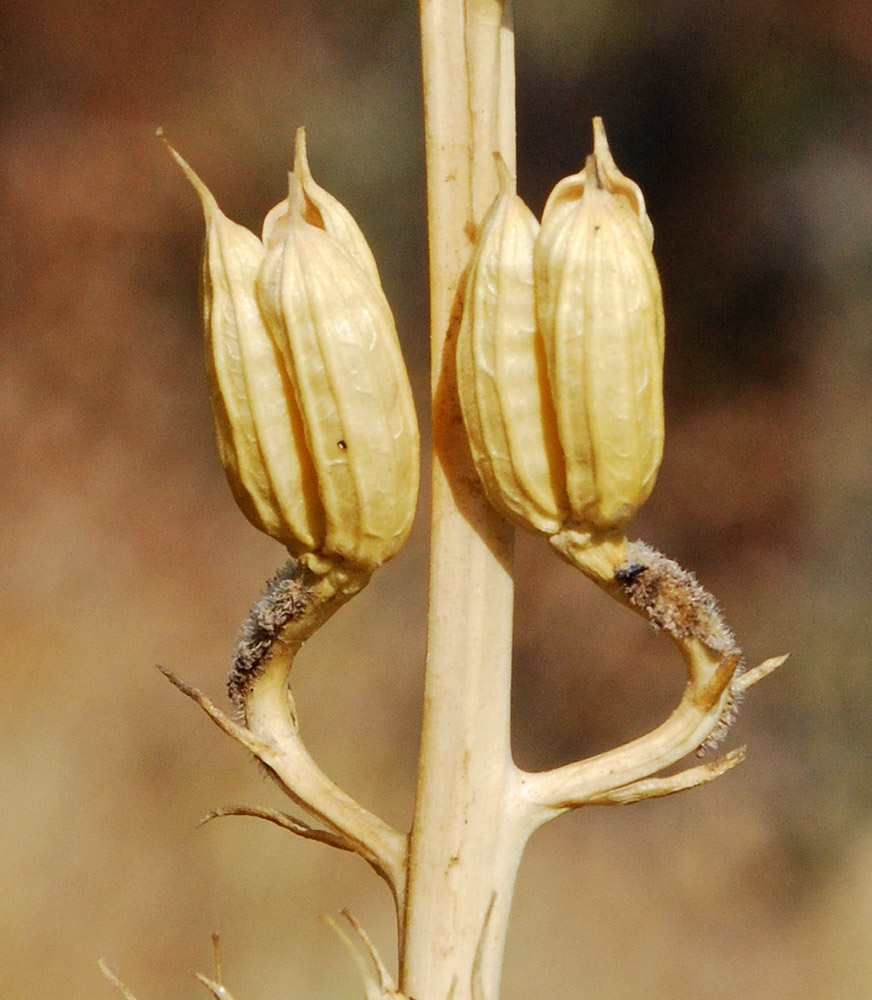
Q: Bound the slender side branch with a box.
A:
[516,649,742,820]
[159,664,407,899]
[199,805,356,853]
[584,747,747,805]
[159,666,275,752]
[235,559,408,899]
[516,533,786,823]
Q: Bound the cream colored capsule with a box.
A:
[256,159,419,572]
[456,157,568,535]
[165,131,418,573]
[534,118,665,533]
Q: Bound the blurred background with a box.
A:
[2,1,871,997]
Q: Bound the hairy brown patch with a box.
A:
[228,560,314,704]
[616,541,746,749]
[617,540,739,657]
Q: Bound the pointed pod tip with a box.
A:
[293,126,311,179]
[591,116,608,150]
[158,133,221,220]
[591,116,619,179]
[587,116,655,248]
[291,126,328,229]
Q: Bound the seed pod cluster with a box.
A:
[457,118,664,541]
[165,130,420,574]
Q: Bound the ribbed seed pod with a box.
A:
[165,132,419,573]
[256,149,420,572]
[163,140,324,552]
[456,157,569,535]
[535,117,664,533]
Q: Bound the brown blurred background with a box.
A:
[2,1,872,997]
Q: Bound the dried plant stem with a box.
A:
[403,5,520,1000]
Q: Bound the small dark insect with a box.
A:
[615,562,646,585]
[337,440,348,450]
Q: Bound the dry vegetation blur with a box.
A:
[2,1,872,997]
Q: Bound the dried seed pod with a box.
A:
[256,142,419,572]
[456,157,569,534]
[163,140,324,552]
[165,132,419,574]
[535,117,664,533]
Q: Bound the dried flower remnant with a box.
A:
[162,130,419,578]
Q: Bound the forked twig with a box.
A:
[520,537,788,820]
[158,664,408,898]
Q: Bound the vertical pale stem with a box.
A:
[402,5,520,1000]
